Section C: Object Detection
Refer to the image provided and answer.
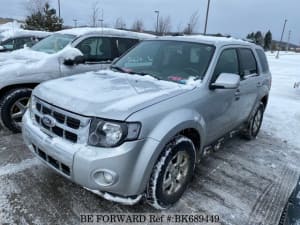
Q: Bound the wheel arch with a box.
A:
[261,95,269,110]
[131,113,206,195]
[0,83,39,100]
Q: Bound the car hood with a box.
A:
[0,46,82,83]
[34,70,196,121]
[0,48,47,67]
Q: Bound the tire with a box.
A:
[1,88,32,133]
[242,102,265,140]
[146,135,196,209]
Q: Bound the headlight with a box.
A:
[88,118,141,148]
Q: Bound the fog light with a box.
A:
[103,173,113,183]
[93,170,117,187]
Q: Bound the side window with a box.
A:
[239,48,258,76]
[15,37,32,49]
[213,49,239,81]
[76,37,113,62]
[97,38,113,61]
[115,38,139,56]
[1,39,14,50]
[255,49,269,73]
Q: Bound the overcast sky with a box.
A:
[1,0,299,44]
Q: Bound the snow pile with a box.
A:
[0,21,22,33]
[262,52,300,147]
[51,44,82,60]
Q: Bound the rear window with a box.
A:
[255,49,269,73]
[239,48,258,76]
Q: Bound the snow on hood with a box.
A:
[0,45,82,81]
[34,70,195,121]
[0,48,48,63]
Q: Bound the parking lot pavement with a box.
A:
[0,128,299,225]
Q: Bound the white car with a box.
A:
[0,27,154,132]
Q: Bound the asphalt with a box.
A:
[0,125,299,225]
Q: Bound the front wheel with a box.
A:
[146,135,196,209]
[1,88,32,133]
[242,102,265,140]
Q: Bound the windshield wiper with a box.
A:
[131,71,161,80]
[111,66,161,80]
[110,65,128,73]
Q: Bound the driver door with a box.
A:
[60,37,116,77]
[202,48,242,143]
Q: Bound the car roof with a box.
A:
[0,29,51,41]
[56,27,155,40]
[155,35,258,48]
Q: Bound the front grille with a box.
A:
[33,99,85,143]
[33,144,71,176]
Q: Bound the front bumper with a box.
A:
[22,111,160,199]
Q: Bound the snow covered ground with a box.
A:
[0,53,299,225]
[263,52,300,148]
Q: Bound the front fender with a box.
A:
[148,108,206,149]
[130,108,206,194]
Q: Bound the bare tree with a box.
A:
[115,17,126,29]
[91,1,101,27]
[176,22,183,33]
[157,16,172,35]
[184,11,199,34]
[131,19,144,32]
[24,0,48,15]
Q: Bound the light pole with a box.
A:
[154,10,160,34]
[57,0,61,19]
[204,0,211,35]
[98,19,104,28]
[276,19,288,59]
[73,19,77,28]
[286,30,291,52]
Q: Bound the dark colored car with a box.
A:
[0,30,51,52]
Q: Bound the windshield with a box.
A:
[114,40,215,83]
[31,34,76,54]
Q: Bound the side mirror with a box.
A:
[64,55,86,66]
[211,73,240,89]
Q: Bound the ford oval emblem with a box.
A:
[42,115,56,128]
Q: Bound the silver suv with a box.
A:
[22,36,271,209]
[0,28,152,132]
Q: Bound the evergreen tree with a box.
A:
[246,32,255,41]
[264,30,272,50]
[23,2,63,31]
[254,31,264,46]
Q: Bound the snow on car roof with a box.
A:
[157,35,255,47]
[57,27,155,39]
[0,29,51,41]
